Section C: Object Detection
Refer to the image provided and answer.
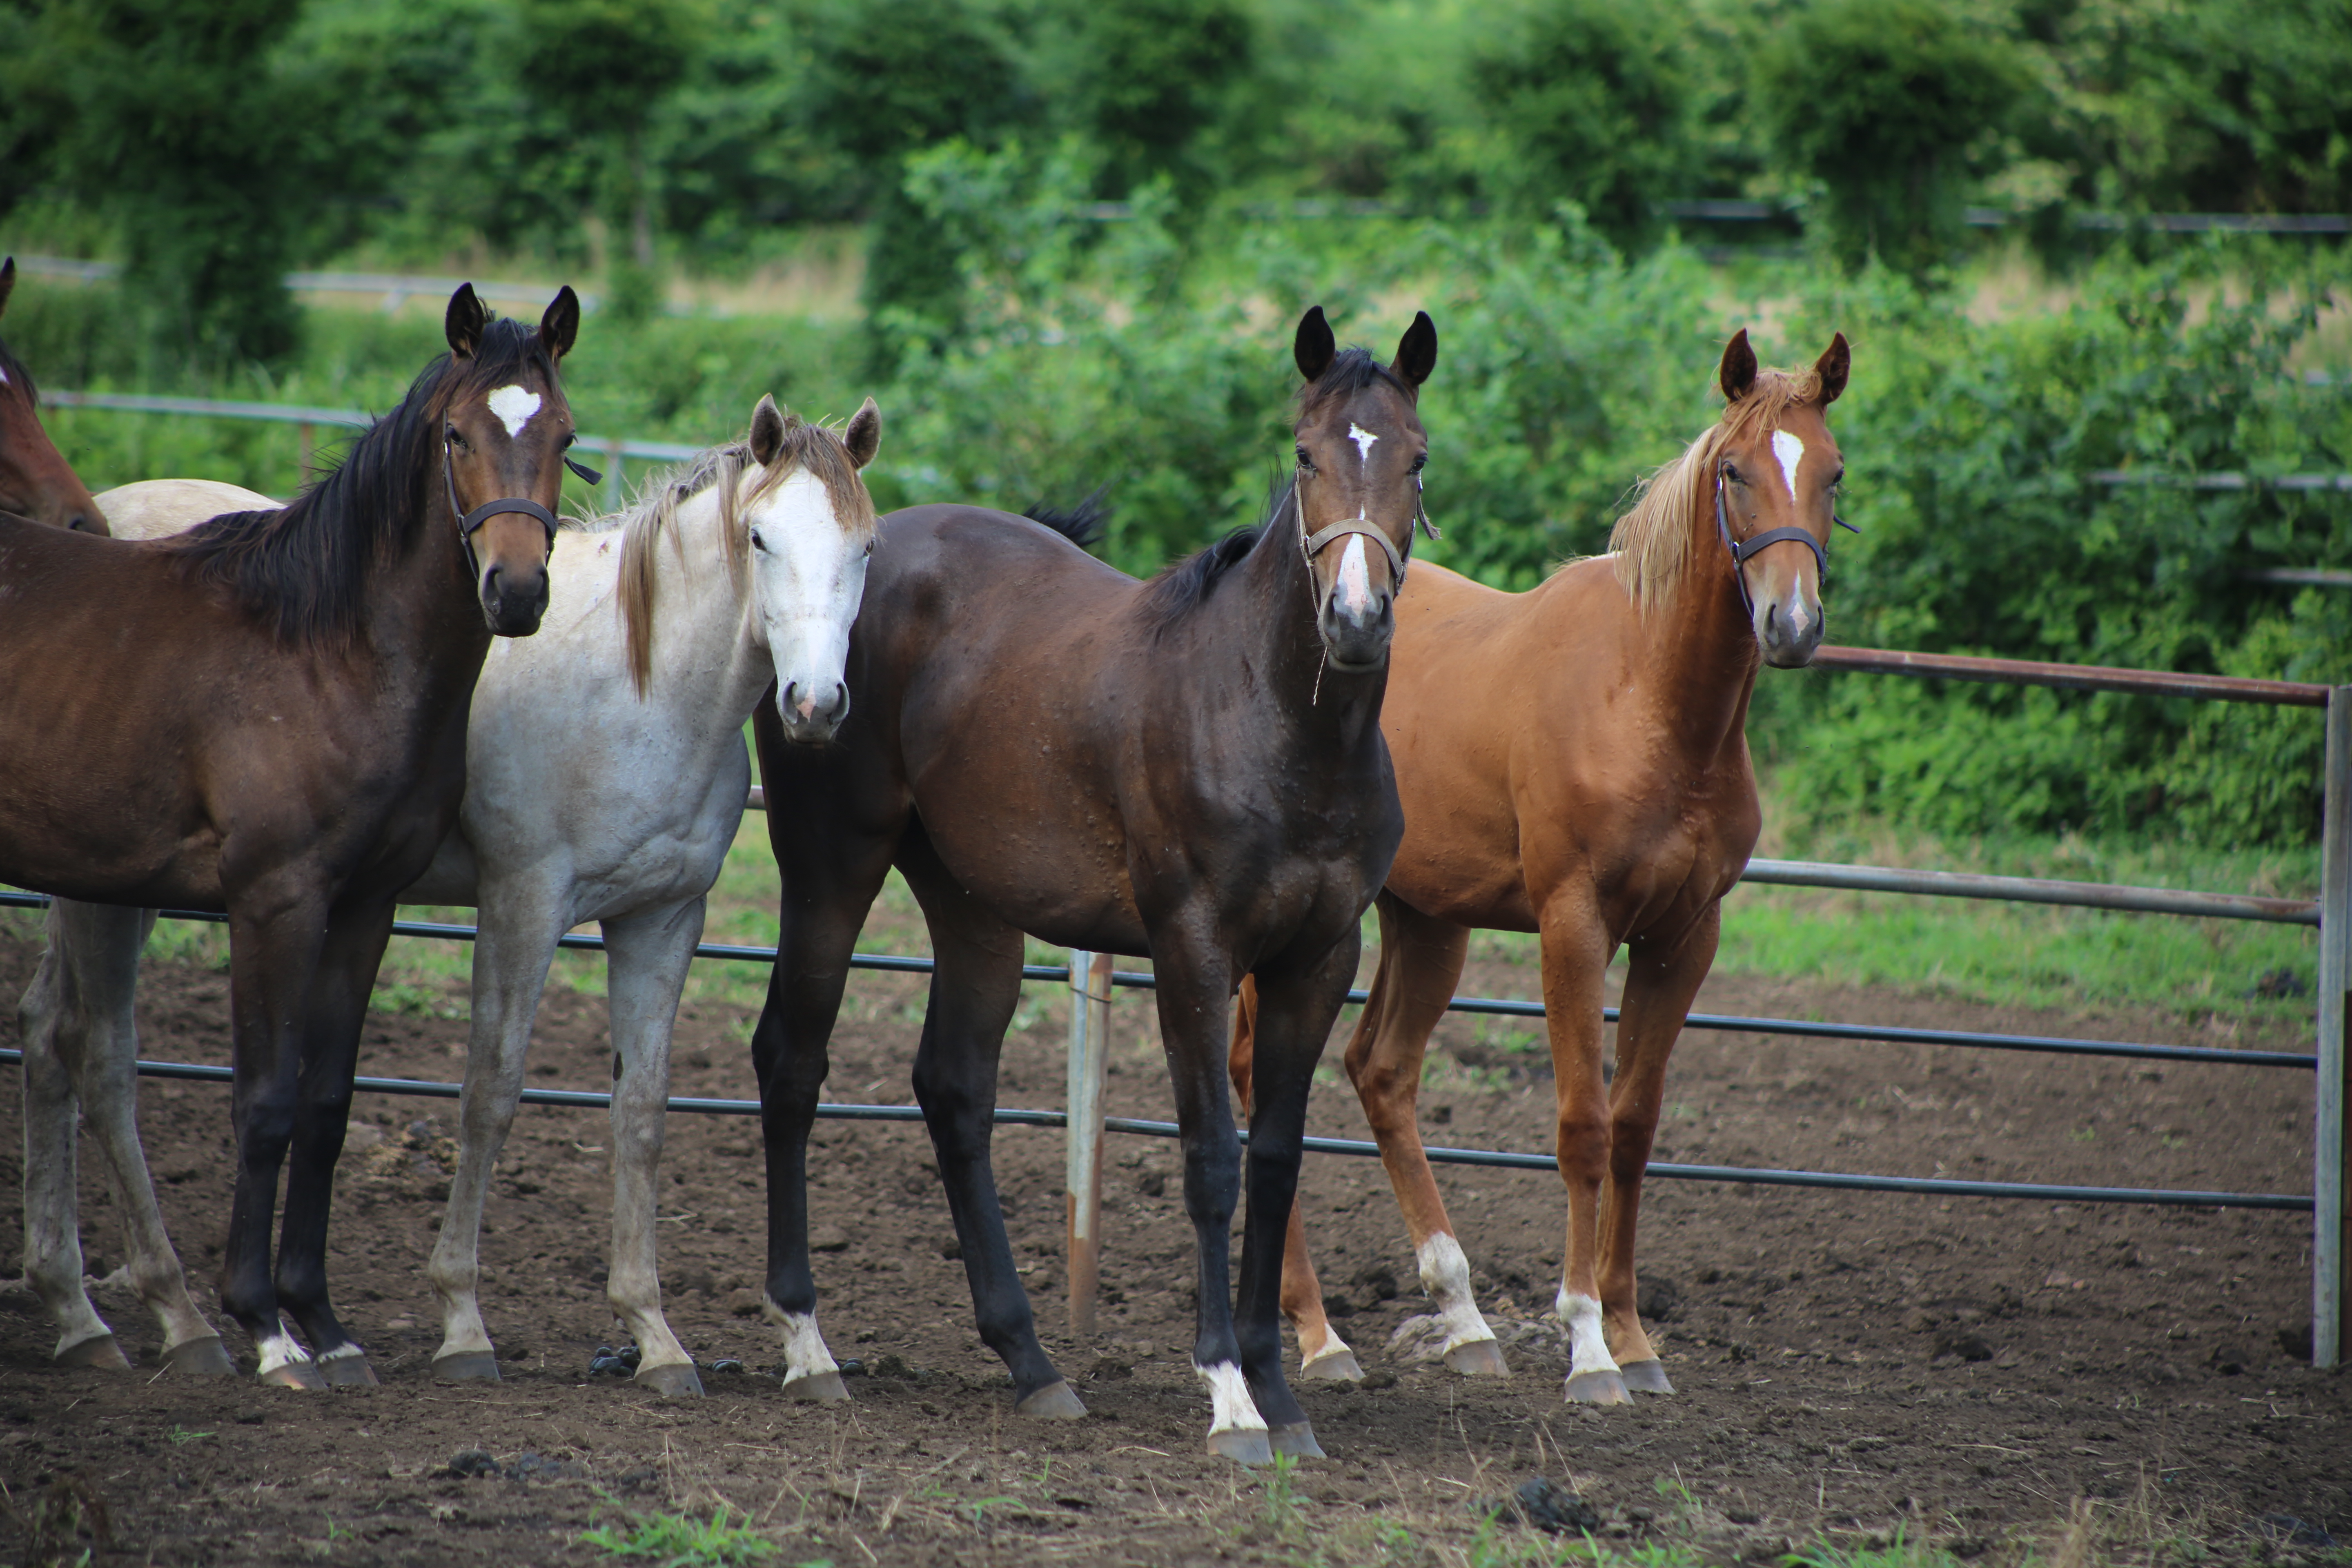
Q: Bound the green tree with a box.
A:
[1045,0,1257,202]
[1756,0,2029,273]
[1466,0,1700,244]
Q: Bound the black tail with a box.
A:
[1022,485,1111,552]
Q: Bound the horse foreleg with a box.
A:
[1601,906,1719,1396]
[221,887,337,1389]
[53,902,230,1373]
[1233,978,1356,1381]
[1234,936,1362,1463]
[428,886,564,1382]
[18,917,122,1368]
[269,897,396,1388]
[602,897,706,1396]
[1347,893,1499,1376]
[1537,895,1626,1404]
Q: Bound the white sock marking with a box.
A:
[1196,1360,1267,1434]
[1771,428,1806,499]
[1301,1328,1358,1372]
[255,1330,312,1377]
[316,1342,366,1361]
[1416,1233,1496,1354]
[1555,1287,1619,1380]
[1348,423,1379,462]
[487,385,542,439]
[763,1300,839,1384]
[1335,534,1374,616]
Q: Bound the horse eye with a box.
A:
[1295,445,1314,470]
[862,539,875,559]
[750,530,769,554]
[1410,452,1428,473]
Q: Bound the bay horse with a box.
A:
[1231,330,1849,1402]
[16,396,880,1391]
[0,285,577,1386]
[748,306,1437,1463]
[0,256,108,532]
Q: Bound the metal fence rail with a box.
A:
[0,1047,2305,1215]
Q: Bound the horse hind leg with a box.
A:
[601,898,708,1397]
[1229,980,1359,1382]
[18,919,125,1369]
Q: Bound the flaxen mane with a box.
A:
[1606,364,1824,613]
[612,413,877,695]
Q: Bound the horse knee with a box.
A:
[1554,1112,1610,1187]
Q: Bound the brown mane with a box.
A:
[612,415,878,696]
[1606,364,1826,614]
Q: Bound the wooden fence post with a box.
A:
[1065,949,1113,1339]
[2316,686,2350,1369]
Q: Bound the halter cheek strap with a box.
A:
[1295,471,1439,588]
[1715,470,1856,618]
[445,429,561,582]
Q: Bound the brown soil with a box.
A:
[1,918,2343,1566]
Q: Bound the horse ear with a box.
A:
[844,396,882,470]
[1718,328,1758,403]
[749,394,787,466]
[445,283,488,358]
[1294,305,1335,383]
[539,285,580,362]
[1815,331,1851,405]
[1391,310,1437,392]
[0,256,14,322]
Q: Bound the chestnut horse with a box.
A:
[0,285,577,1386]
[1232,330,1850,1403]
[0,257,107,532]
[747,307,1437,1463]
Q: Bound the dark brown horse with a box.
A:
[0,285,577,1387]
[0,257,107,533]
[748,307,1437,1463]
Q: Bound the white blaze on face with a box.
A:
[1785,583,1813,636]
[1334,533,1374,617]
[487,384,542,440]
[1554,1286,1620,1380]
[1348,422,1379,463]
[1196,1360,1268,1434]
[1771,428,1806,500]
[1416,1232,1498,1354]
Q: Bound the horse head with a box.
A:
[1712,327,1850,668]
[437,282,581,637]
[0,258,108,535]
[1290,304,1438,672]
[741,392,882,745]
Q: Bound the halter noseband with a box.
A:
[442,423,594,582]
[1714,466,1857,618]
[1296,470,1439,590]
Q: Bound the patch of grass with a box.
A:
[579,1500,784,1567]
[165,1425,213,1444]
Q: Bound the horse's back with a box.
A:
[93,479,276,542]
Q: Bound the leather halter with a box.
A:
[1714,468,1857,618]
[443,424,571,584]
[1296,471,1439,590]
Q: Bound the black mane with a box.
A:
[1298,347,1405,416]
[166,316,555,646]
[1023,486,1111,551]
[1133,476,1291,631]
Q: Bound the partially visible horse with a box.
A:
[1232,330,1850,1402]
[16,395,881,1394]
[0,285,576,1386]
[748,306,1437,1463]
[0,256,107,532]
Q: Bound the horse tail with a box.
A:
[1022,485,1111,552]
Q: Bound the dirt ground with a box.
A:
[0,914,2344,1567]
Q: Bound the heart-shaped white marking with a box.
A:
[488,384,542,439]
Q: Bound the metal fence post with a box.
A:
[2316,687,2351,1369]
[1065,949,1113,1338]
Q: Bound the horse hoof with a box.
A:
[1618,1358,1675,1394]
[164,1336,237,1377]
[1564,1368,1632,1405]
[57,1333,132,1371]
[1014,1380,1087,1420]
[782,1369,849,1403]
[634,1362,705,1397]
[258,1360,329,1391]
[432,1350,503,1383]
[318,1352,379,1388]
[1270,1421,1325,1460]
[1298,1348,1364,1382]
[1207,1428,1274,1467]
[1444,1339,1510,1378]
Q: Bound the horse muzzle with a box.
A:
[1316,591,1394,672]
[774,677,850,745]
[1754,584,1823,668]
[480,563,550,637]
